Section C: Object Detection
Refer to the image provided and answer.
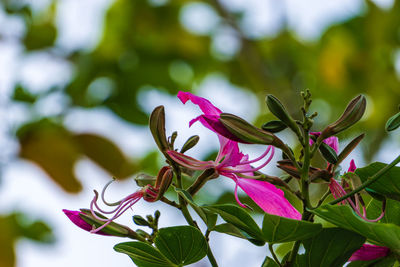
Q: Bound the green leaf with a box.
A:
[262,213,322,243]
[213,223,265,246]
[154,226,208,266]
[204,204,264,242]
[355,162,400,201]
[175,188,217,229]
[295,228,365,267]
[312,205,400,254]
[367,199,400,226]
[262,256,280,267]
[114,242,175,267]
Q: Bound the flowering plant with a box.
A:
[64,90,400,266]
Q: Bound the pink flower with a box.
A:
[309,132,339,153]
[349,244,390,261]
[168,91,301,220]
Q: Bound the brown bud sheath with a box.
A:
[149,106,169,152]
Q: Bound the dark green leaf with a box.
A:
[312,205,400,254]
[213,223,265,246]
[347,255,396,267]
[367,199,400,226]
[262,213,322,243]
[114,242,175,267]
[204,204,264,241]
[262,256,280,267]
[355,162,400,201]
[295,228,365,267]
[154,226,208,266]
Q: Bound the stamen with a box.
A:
[240,146,272,165]
[101,178,123,206]
[221,146,275,174]
[234,182,247,209]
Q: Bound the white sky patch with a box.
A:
[56,0,114,52]
[64,107,153,158]
[19,52,73,94]
[284,0,364,40]
[179,2,220,36]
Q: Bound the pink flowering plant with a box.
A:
[64,90,400,266]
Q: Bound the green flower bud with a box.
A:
[180,135,200,153]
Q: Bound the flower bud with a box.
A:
[320,95,366,139]
[318,142,338,164]
[385,111,400,132]
[154,167,173,201]
[180,135,200,153]
[132,215,150,226]
[63,209,132,237]
[265,95,300,135]
[134,173,156,187]
[218,113,284,148]
[149,106,169,152]
[261,120,287,133]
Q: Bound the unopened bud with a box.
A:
[154,166,173,201]
[219,113,285,149]
[78,209,130,237]
[262,120,287,133]
[320,95,366,139]
[134,173,156,187]
[318,142,338,164]
[132,215,150,226]
[385,111,400,132]
[266,95,300,135]
[136,229,151,239]
[150,106,169,152]
[180,135,200,153]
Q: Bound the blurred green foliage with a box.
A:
[1,0,400,266]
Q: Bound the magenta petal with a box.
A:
[177,91,222,116]
[235,178,301,220]
[62,209,110,236]
[348,159,357,173]
[349,244,390,261]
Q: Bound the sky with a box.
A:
[0,0,397,266]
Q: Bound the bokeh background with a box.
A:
[1,0,400,266]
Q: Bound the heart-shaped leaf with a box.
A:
[312,205,400,254]
[114,242,175,267]
[355,162,400,201]
[204,204,264,242]
[294,228,365,267]
[262,213,322,243]
[154,226,208,266]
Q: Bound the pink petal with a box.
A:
[177,91,222,116]
[348,159,357,173]
[309,132,339,153]
[235,178,301,220]
[349,244,390,261]
[63,209,110,236]
[202,115,248,143]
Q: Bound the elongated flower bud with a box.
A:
[63,209,132,237]
[266,95,300,135]
[180,135,200,153]
[261,120,287,133]
[218,113,283,147]
[385,111,400,132]
[320,95,366,140]
[149,106,169,152]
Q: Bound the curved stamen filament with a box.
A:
[101,179,123,206]
[240,146,272,165]
[234,182,247,209]
[221,146,275,174]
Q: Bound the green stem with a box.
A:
[300,128,312,209]
[329,154,400,205]
[206,246,219,267]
